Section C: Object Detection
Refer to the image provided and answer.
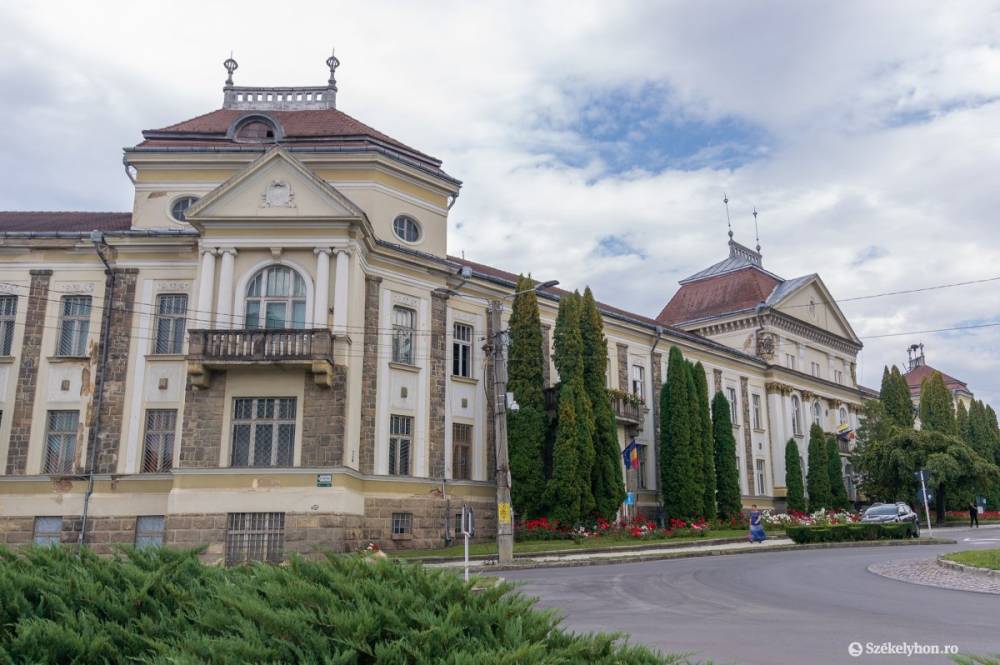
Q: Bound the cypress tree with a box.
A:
[826,436,850,510]
[956,400,970,446]
[684,362,706,517]
[882,365,914,429]
[661,347,701,519]
[712,391,743,519]
[506,275,548,518]
[692,362,716,519]
[806,423,832,512]
[547,292,594,522]
[919,372,955,435]
[783,438,806,513]
[545,382,581,526]
[580,287,625,520]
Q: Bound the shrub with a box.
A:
[0,546,685,663]
[785,522,913,544]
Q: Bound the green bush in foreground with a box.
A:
[0,546,692,664]
[785,523,913,544]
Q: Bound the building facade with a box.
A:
[0,60,868,562]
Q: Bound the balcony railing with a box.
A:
[542,386,647,427]
[188,328,334,364]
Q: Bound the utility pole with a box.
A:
[487,299,514,564]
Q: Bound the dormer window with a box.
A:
[392,215,421,243]
[234,118,278,143]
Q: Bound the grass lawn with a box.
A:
[392,528,754,559]
[941,548,1000,570]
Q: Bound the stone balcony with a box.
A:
[187,328,337,387]
[542,386,648,430]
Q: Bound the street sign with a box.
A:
[316,473,332,488]
[624,492,636,506]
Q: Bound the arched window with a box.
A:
[235,119,276,143]
[791,395,802,436]
[839,407,848,425]
[812,401,823,427]
[245,265,307,329]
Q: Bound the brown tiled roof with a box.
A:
[656,266,781,325]
[903,363,968,395]
[138,108,444,169]
[0,211,132,232]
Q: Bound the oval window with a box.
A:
[170,196,199,222]
[392,215,421,243]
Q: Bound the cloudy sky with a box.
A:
[3,1,1000,402]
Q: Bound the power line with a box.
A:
[862,321,1000,339]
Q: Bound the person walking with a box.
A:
[969,501,979,528]
[748,504,767,543]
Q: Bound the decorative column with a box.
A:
[215,248,237,329]
[196,249,217,329]
[313,247,332,328]
[332,249,351,334]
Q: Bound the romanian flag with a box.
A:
[622,440,640,470]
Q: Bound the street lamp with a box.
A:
[437,275,558,564]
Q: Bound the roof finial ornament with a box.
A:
[223,52,238,87]
[752,206,761,254]
[723,192,733,241]
[326,47,340,89]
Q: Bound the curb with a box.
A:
[937,556,1000,578]
[462,537,958,572]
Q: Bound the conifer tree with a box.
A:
[881,365,914,429]
[783,438,806,513]
[661,347,701,519]
[506,275,548,518]
[712,391,743,519]
[826,436,850,510]
[692,362,716,519]
[547,292,594,522]
[957,400,970,446]
[806,423,832,512]
[580,288,625,520]
[683,362,706,516]
[919,372,955,435]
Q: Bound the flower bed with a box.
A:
[785,522,913,544]
[760,509,860,528]
[945,510,1000,522]
[516,515,713,543]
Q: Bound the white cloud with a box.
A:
[2,0,1000,403]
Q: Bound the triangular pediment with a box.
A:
[769,275,861,345]
[186,147,366,222]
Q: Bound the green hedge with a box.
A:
[0,546,691,664]
[785,522,914,544]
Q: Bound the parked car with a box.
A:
[860,502,920,537]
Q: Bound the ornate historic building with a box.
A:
[0,58,867,561]
[903,343,974,410]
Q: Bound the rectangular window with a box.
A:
[752,394,762,430]
[392,306,415,364]
[225,512,285,565]
[631,365,645,401]
[231,398,296,467]
[392,512,413,536]
[142,409,177,472]
[785,354,796,370]
[388,414,413,476]
[726,387,738,424]
[834,369,843,384]
[811,362,821,377]
[154,294,187,354]
[135,515,165,548]
[44,410,78,474]
[33,516,63,546]
[452,422,472,480]
[636,443,648,490]
[58,295,91,356]
[452,323,472,378]
[0,295,16,355]
[755,459,766,495]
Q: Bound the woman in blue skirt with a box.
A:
[748,504,767,543]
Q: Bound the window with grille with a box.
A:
[755,459,766,495]
[231,398,296,467]
[0,295,15,355]
[225,512,285,565]
[631,365,645,400]
[388,414,412,476]
[142,409,176,472]
[135,515,165,548]
[392,512,412,535]
[392,306,415,364]
[44,410,78,474]
[752,394,762,429]
[453,323,472,377]
[452,422,472,480]
[33,516,62,546]
[58,295,91,356]
[154,294,187,354]
[245,266,307,329]
[726,387,738,424]
[791,396,802,436]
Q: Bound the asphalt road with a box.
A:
[504,525,1000,665]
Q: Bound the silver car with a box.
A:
[860,502,920,537]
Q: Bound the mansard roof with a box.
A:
[903,362,969,396]
[0,211,132,232]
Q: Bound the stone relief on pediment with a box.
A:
[261,180,296,208]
